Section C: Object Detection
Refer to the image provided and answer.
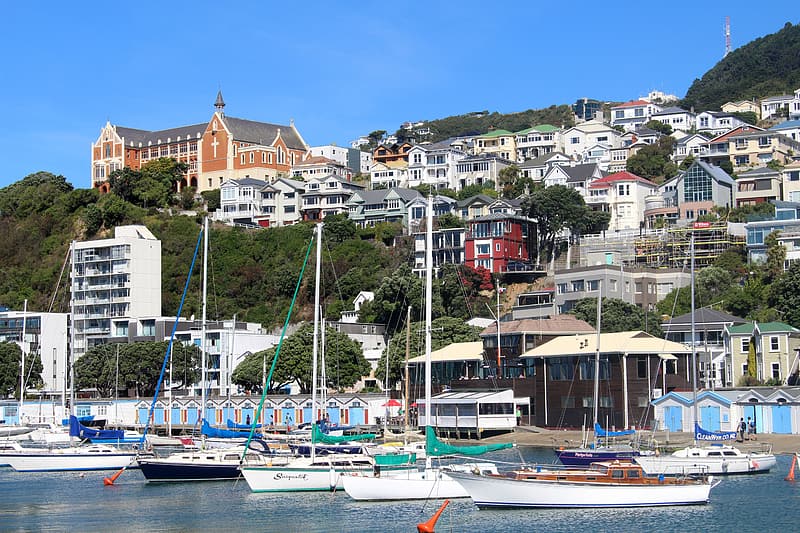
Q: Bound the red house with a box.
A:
[464,214,533,273]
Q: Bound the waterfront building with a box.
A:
[71,225,161,359]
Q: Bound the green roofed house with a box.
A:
[474,129,516,161]
[515,124,561,162]
[724,321,800,386]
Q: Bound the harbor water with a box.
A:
[1,447,798,532]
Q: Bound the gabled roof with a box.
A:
[293,155,341,167]
[221,177,268,188]
[521,330,691,358]
[693,160,735,186]
[349,187,420,205]
[664,308,746,327]
[410,137,468,152]
[651,106,692,116]
[516,124,559,135]
[726,321,800,335]
[116,123,206,146]
[561,163,600,183]
[480,315,594,337]
[457,194,495,208]
[479,129,514,138]
[588,171,656,189]
[707,125,765,143]
[612,99,650,109]
[519,152,571,168]
[223,116,307,151]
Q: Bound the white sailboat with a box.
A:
[636,226,776,476]
[241,223,399,492]
[341,196,510,501]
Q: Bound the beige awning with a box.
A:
[407,341,484,364]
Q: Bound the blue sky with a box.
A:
[1,2,797,190]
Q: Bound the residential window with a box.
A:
[571,280,584,292]
[683,165,712,203]
[772,362,781,380]
[570,137,580,144]
[637,356,647,379]
[770,336,779,351]
[476,244,490,255]
[495,243,501,252]
[615,110,624,119]
[557,283,568,294]
[634,108,644,117]
[741,337,750,353]
[587,279,599,291]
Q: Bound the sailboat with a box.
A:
[341,196,512,501]
[635,226,776,476]
[241,223,410,492]
[555,286,641,466]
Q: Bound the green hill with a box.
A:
[683,21,800,111]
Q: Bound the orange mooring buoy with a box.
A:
[103,464,128,486]
[785,454,798,481]
[417,499,450,533]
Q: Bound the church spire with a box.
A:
[214,90,225,114]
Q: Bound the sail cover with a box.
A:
[425,426,513,457]
[227,419,262,430]
[594,423,635,438]
[68,416,125,440]
[312,423,375,444]
[201,419,252,438]
[695,422,737,441]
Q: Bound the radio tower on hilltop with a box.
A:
[724,16,731,57]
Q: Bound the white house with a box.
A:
[301,175,363,221]
[519,152,572,182]
[255,177,305,227]
[561,119,622,161]
[770,120,800,142]
[454,153,514,192]
[515,124,561,162]
[650,106,696,134]
[610,99,663,131]
[291,155,350,180]
[543,162,604,197]
[369,160,408,189]
[585,171,658,232]
[218,177,268,226]
[696,111,749,136]
[407,138,469,190]
[673,133,710,163]
[761,93,796,120]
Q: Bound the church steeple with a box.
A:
[214,91,225,114]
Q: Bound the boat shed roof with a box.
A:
[407,341,484,364]
[521,331,691,358]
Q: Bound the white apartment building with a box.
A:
[761,93,797,120]
[0,309,69,398]
[71,226,161,359]
[515,125,560,162]
[650,107,696,134]
[291,156,349,180]
[560,119,622,162]
[585,171,658,232]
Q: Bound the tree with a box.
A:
[497,165,532,198]
[201,189,221,211]
[233,324,369,394]
[569,298,663,336]
[764,230,786,282]
[645,120,673,136]
[436,213,464,229]
[768,262,800,327]
[522,185,608,264]
[0,342,42,398]
[358,264,423,334]
[625,137,677,182]
[108,167,139,203]
[74,341,199,398]
[374,317,482,387]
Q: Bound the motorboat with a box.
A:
[635,442,776,475]
[2,443,146,472]
[448,460,717,508]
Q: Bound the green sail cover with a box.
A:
[312,423,376,444]
[425,426,513,457]
[373,452,416,466]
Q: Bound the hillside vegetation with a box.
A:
[683,21,800,111]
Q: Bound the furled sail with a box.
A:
[425,426,513,457]
[68,416,125,440]
[594,423,636,438]
[312,423,375,444]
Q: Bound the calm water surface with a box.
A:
[1,448,798,532]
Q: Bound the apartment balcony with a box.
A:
[585,193,609,205]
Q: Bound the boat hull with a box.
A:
[4,446,139,472]
[241,464,363,492]
[448,471,713,508]
[342,468,468,500]
[138,461,242,482]
[635,450,776,475]
[556,447,638,467]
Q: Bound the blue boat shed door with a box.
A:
[772,404,792,434]
[700,405,721,431]
[664,406,683,432]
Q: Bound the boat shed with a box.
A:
[416,389,516,439]
[651,390,735,433]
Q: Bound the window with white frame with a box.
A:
[770,336,780,351]
[772,362,781,380]
[740,337,750,352]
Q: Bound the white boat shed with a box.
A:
[416,389,516,439]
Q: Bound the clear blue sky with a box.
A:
[1,2,797,189]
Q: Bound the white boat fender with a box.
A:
[329,466,337,492]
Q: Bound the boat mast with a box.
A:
[592,282,602,430]
[691,231,698,444]
[424,195,433,429]
[19,299,27,422]
[404,305,411,432]
[310,222,323,463]
[201,217,209,427]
